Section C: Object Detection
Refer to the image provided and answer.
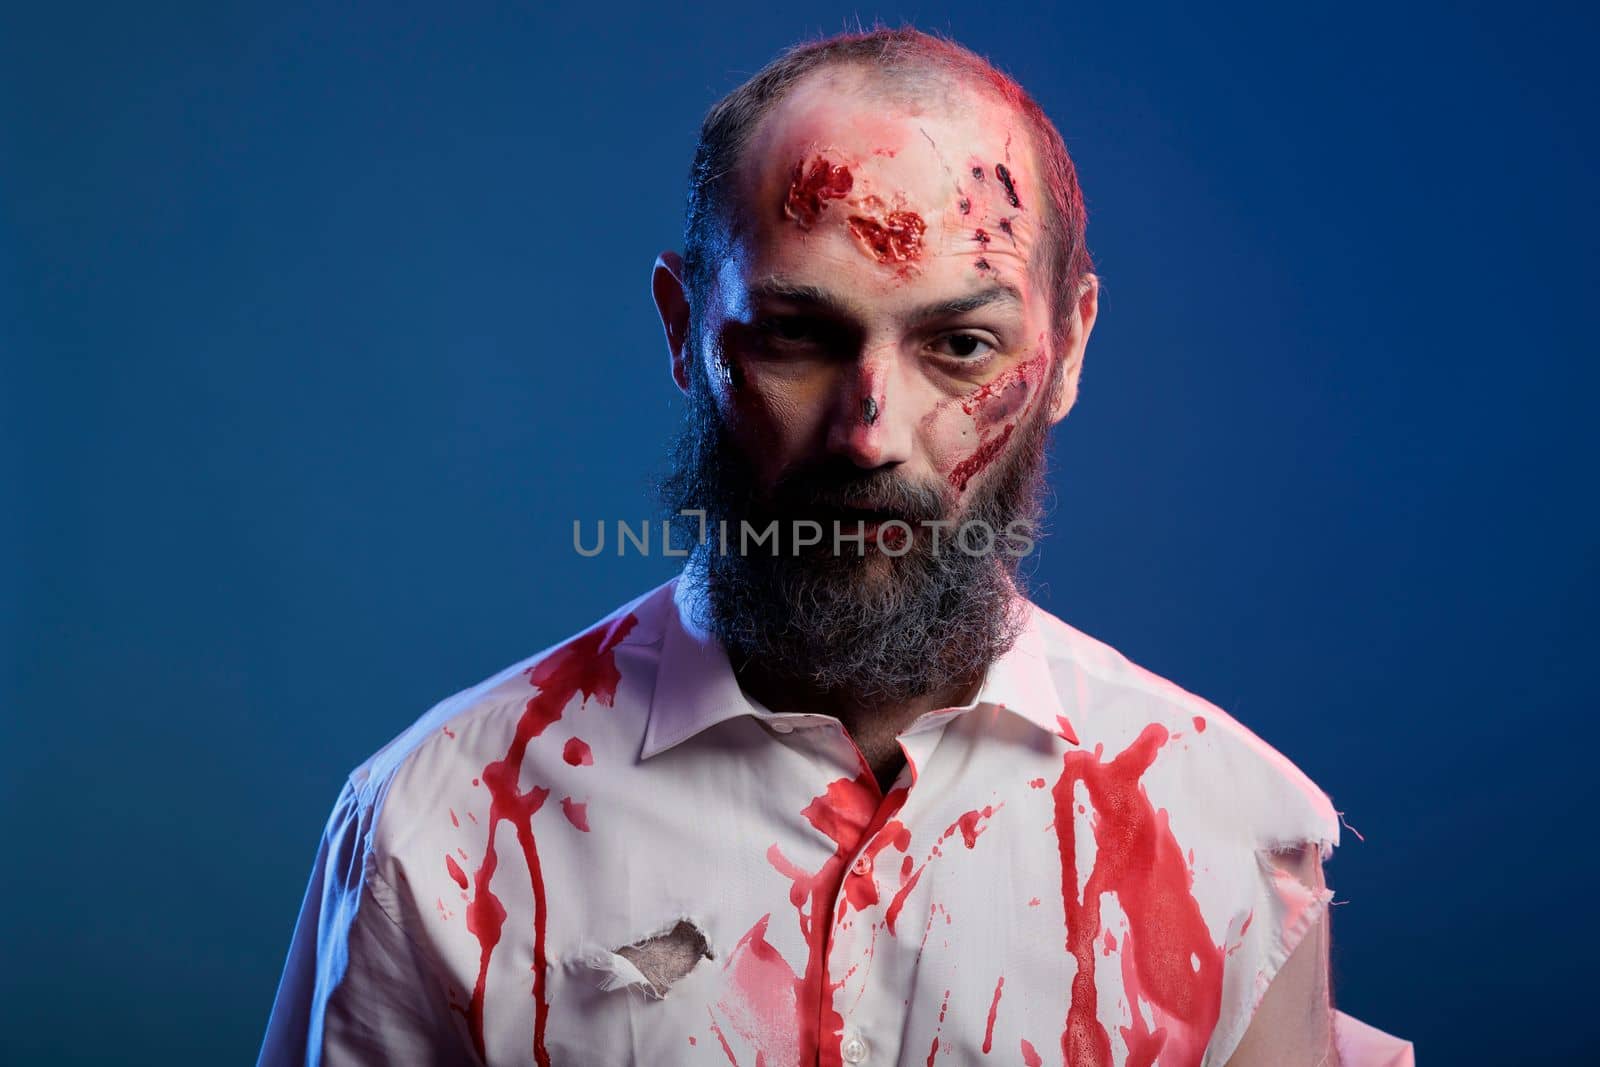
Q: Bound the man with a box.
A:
[259,28,1414,1067]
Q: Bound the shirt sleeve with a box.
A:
[256,776,470,1067]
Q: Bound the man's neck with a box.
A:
[733,662,984,794]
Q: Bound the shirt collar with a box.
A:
[640,574,1066,759]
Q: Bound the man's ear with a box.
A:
[1051,273,1100,424]
[652,251,692,394]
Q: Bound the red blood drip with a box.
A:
[1118,928,1169,1067]
[560,797,589,832]
[926,986,951,1065]
[1056,714,1080,746]
[461,613,637,1066]
[442,725,456,739]
[784,158,854,227]
[947,423,1015,492]
[886,804,1001,934]
[847,211,926,264]
[1050,723,1224,1067]
[840,791,911,913]
[562,737,594,766]
[973,228,991,245]
[707,1006,741,1065]
[449,808,460,828]
[445,854,469,890]
[1192,716,1207,733]
[953,806,994,849]
[722,772,898,1066]
[1020,1037,1043,1066]
[1029,777,1047,789]
[983,975,1005,1053]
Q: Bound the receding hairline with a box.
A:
[722,59,1039,226]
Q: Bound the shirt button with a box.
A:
[851,854,873,878]
[842,1035,869,1063]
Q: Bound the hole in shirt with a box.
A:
[614,920,713,997]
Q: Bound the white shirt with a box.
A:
[258,575,1414,1066]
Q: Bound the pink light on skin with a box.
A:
[656,64,1098,527]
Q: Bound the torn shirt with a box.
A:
[257,575,1414,1066]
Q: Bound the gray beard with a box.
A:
[659,355,1057,705]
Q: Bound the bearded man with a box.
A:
[258,27,1413,1067]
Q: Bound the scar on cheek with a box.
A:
[998,218,1015,240]
[973,229,991,246]
[964,361,1035,429]
[944,350,1048,488]
[948,424,1015,491]
[958,197,971,215]
[970,165,985,181]
[994,163,1022,209]
[847,210,926,264]
[784,157,854,227]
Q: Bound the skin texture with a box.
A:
[651,66,1335,1064]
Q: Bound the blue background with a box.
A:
[4,2,1595,1063]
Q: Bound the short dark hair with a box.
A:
[681,26,1093,356]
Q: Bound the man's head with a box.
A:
[655,27,1098,703]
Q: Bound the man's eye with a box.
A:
[934,333,996,360]
[757,317,817,343]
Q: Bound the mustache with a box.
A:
[764,460,951,525]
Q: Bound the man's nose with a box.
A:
[824,352,913,469]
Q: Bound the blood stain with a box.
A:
[847,211,926,264]
[947,423,1015,492]
[1051,723,1224,1067]
[994,162,1022,209]
[784,157,854,227]
[458,612,637,1066]
[983,975,1005,1053]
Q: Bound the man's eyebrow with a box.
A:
[909,283,1024,322]
[746,279,847,313]
[745,278,1024,322]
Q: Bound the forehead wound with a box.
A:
[783,156,927,267]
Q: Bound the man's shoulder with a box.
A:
[1026,599,1341,851]
[339,580,677,827]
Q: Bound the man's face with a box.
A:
[656,68,1096,702]
[700,68,1076,527]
